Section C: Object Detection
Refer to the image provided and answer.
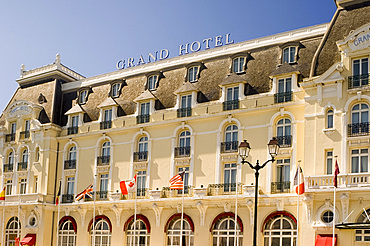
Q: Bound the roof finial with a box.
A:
[20,64,25,76]
[55,53,61,65]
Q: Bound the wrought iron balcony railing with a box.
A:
[64,160,76,169]
[17,162,28,171]
[133,151,148,162]
[348,123,370,137]
[271,181,291,194]
[161,186,193,198]
[275,135,292,148]
[62,194,74,203]
[97,156,110,166]
[207,183,243,196]
[274,91,292,103]
[85,191,109,201]
[220,141,238,153]
[348,73,370,89]
[19,131,30,140]
[100,121,112,130]
[5,133,15,142]
[223,100,239,111]
[67,127,78,135]
[137,114,150,124]
[174,146,191,158]
[177,107,192,118]
[3,164,14,173]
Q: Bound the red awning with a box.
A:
[315,234,337,246]
[20,234,36,246]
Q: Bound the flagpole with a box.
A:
[180,176,185,246]
[234,166,238,246]
[134,174,138,246]
[18,194,20,241]
[297,160,301,246]
[2,199,5,246]
[93,176,97,246]
[332,156,338,246]
[56,199,61,246]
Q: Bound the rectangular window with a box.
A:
[71,116,79,127]
[226,87,239,101]
[178,166,189,194]
[11,122,17,134]
[326,151,333,175]
[181,95,192,109]
[351,148,368,173]
[278,78,292,93]
[353,58,369,76]
[283,47,296,63]
[276,159,291,182]
[223,163,237,192]
[19,178,27,194]
[137,170,147,196]
[6,180,12,195]
[66,177,75,195]
[25,120,30,131]
[34,176,38,193]
[140,102,150,115]
[100,174,109,192]
[104,109,112,122]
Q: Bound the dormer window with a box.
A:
[148,75,158,91]
[282,46,296,64]
[188,66,199,82]
[111,83,121,98]
[233,57,245,74]
[79,90,88,104]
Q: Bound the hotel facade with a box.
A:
[1,1,370,245]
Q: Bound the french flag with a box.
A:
[120,175,137,195]
[293,167,305,195]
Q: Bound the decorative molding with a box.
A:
[246,199,254,225]
[276,199,284,211]
[224,202,231,213]
[152,203,163,227]
[112,205,122,227]
[77,206,87,227]
[196,201,207,226]
[303,194,313,223]
[340,193,349,223]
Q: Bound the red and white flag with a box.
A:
[293,167,305,195]
[169,171,185,190]
[75,183,93,201]
[120,175,137,195]
[334,160,340,188]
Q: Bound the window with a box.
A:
[101,109,112,130]
[137,102,150,124]
[282,46,296,63]
[178,94,192,118]
[233,57,245,74]
[349,103,369,136]
[126,219,150,246]
[212,215,242,246]
[59,219,77,246]
[223,86,239,111]
[326,109,334,129]
[138,137,148,152]
[102,142,110,157]
[19,149,28,171]
[134,137,148,162]
[99,174,109,199]
[22,149,28,163]
[263,214,297,246]
[19,178,27,194]
[6,123,16,142]
[5,217,21,246]
[25,120,30,132]
[221,124,238,153]
[188,66,199,82]
[178,166,189,194]
[326,151,333,175]
[111,83,121,98]
[68,116,79,135]
[6,180,12,195]
[11,122,17,134]
[167,217,194,246]
[34,176,38,193]
[321,210,334,224]
[137,170,146,197]
[224,163,237,192]
[356,208,370,242]
[148,75,158,90]
[66,177,75,195]
[351,148,368,173]
[276,118,292,147]
[275,78,292,103]
[350,58,369,88]
[79,90,88,104]
[90,217,111,246]
[69,146,77,161]
[175,131,191,157]
[35,147,40,162]
[65,146,77,169]
[104,109,112,122]
[72,116,79,127]
[272,159,291,193]
[5,151,14,172]
[21,120,30,139]
[98,142,110,165]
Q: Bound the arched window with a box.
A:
[22,149,28,163]
[6,217,21,246]
[350,103,369,136]
[211,213,243,246]
[355,208,370,242]
[222,124,238,153]
[65,146,77,170]
[5,151,14,172]
[326,109,334,129]
[282,46,296,63]
[59,217,77,246]
[166,215,194,246]
[263,213,297,246]
[19,148,29,171]
[89,217,111,246]
[134,136,148,162]
[233,57,245,74]
[8,151,14,165]
[125,216,150,246]
[69,146,77,161]
[98,141,111,166]
[175,131,191,157]
[276,118,292,147]
[188,67,199,82]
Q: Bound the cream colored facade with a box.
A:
[1,1,370,246]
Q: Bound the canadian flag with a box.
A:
[120,175,137,195]
[293,167,305,195]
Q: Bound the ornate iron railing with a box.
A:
[17,162,28,171]
[271,181,291,193]
[174,146,191,158]
[67,127,78,135]
[97,156,110,166]
[348,123,370,137]
[137,114,150,124]
[274,91,292,103]
[19,131,30,140]
[220,141,239,153]
[5,133,15,142]
[64,160,76,169]
[275,135,292,148]
[62,194,74,203]
[133,151,148,162]
[100,121,112,130]
[3,164,13,172]
[177,107,192,118]
[223,100,239,111]
[348,73,370,89]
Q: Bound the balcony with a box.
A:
[17,162,28,171]
[177,107,192,118]
[62,194,74,203]
[137,114,150,124]
[223,100,239,111]
[271,181,291,194]
[133,151,148,162]
[67,127,78,135]
[19,131,30,140]
[274,91,292,103]
[5,133,15,142]
[306,173,370,189]
[207,183,243,196]
[85,191,109,201]
[174,146,191,158]
[3,164,14,173]
[220,141,238,153]
[97,156,110,166]
[64,160,76,170]
[348,123,370,137]
[275,135,292,148]
[100,121,112,130]
[348,73,369,89]
[123,188,149,199]
[161,186,193,197]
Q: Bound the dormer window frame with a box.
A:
[280,42,300,64]
[147,75,159,91]
[111,83,122,98]
[185,62,203,83]
[78,89,89,105]
[229,52,249,74]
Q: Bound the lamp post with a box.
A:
[238,138,279,246]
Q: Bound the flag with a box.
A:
[55,185,61,205]
[170,171,185,190]
[0,187,5,201]
[75,183,93,201]
[120,175,137,195]
[293,167,305,195]
[334,160,340,188]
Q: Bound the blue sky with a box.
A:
[0,1,337,112]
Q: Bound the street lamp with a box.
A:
[238,138,279,246]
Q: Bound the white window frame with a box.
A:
[263,214,297,246]
[326,150,333,175]
[66,177,75,195]
[188,66,199,82]
[223,163,237,192]
[79,90,88,104]
[167,218,194,246]
[351,148,368,173]
[180,94,192,109]
[5,217,21,246]
[148,75,158,91]
[276,158,291,183]
[282,46,296,63]
[326,109,334,129]
[111,83,121,98]
[126,219,150,246]
[99,174,109,193]
[90,219,111,246]
[102,142,110,157]
[212,217,242,246]
[233,57,245,74]
[59,219,77,246]
[6,180,12,195]
[19,178,27,194]
[103,109,112,122]
[136,170,147,197]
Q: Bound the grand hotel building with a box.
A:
[1,1,370,245]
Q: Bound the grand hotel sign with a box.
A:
[337,23,370,55]
[116,34,234,70]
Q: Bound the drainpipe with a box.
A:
[51,142,60,246]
